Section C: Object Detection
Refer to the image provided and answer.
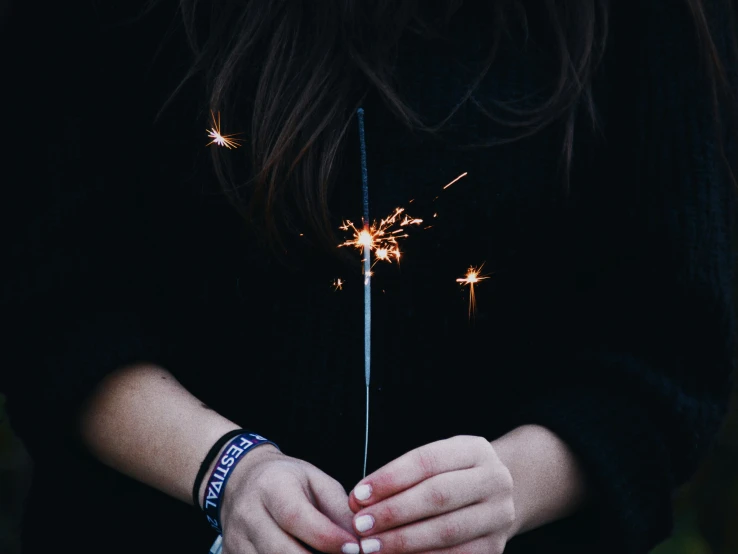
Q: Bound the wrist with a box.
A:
[198,437,280,509]
[491,425,588,537]
[198,433,280,531]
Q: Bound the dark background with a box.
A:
[1,0,737,551]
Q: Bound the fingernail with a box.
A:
[361,539,381,554]
[354,484,372,501]
[355,515,375,533]
[342,543,360,554]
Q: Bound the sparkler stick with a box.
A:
[357,107,371,479]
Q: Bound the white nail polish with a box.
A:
[342,543,360,554]
[361,539,381,554]
[354,484,372,501]
[355,515,375,533]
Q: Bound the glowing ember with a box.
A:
[457,265,489,320]
[339,207,423,266]
[443,171,468,190]
[206,111,243,150]
[333,278,344,291]
[358,230,373,248]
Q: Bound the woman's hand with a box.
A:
[220,445,360,554]
[347,436,516,554]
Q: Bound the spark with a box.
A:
[457,264,489,320]
[339,207,423,266]
[206,111,243,150]
[443,171,468,190]
[333,278,344,291]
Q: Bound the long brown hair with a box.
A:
[175,0,736,247]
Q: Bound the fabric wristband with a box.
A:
[202,432,278,533]
[193,429,248,510]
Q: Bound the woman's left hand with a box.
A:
[348,436,517,554]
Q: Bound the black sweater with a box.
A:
[2,1,736,553]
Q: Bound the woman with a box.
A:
[2,1,736,553]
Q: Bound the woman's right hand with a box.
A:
[219,445,360,554]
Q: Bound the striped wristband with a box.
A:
[202,432,278,533]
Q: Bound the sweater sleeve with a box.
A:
[506,2,736,553]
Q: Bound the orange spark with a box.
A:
[333,278,344,291]
[456,264,489,320]
[443,172,468,190]
[358,229,373,248]
[206,111,243,150]
[339,207,422,266]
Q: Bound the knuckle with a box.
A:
[502,500,517,528]
[379,502,400,527]
[428,486,451,509]
[394,530,410,553]
[415,449,439,479]
[273,500,302,529]
[439,520,463,546]
[490,537,507,554]
[312,530,335,550]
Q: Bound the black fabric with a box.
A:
[2,1,736,553]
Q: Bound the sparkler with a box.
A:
[357,108,371,479]
[339,206,423,267]
[338,162,468,477]
[457,265,489,320]
[206,111,243,149]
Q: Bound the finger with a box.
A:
[308,472,357,534]
[245,516,316,554]
[352,468,485,536]
[351,436,486,508]
[265,486,361,554]
[359,503,512,554]
[421,535,508,554]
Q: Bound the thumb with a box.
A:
[308,471,357,535]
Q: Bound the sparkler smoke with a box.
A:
[206,111,243,149]
[357,107,371,479]
[457,265,489,320]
